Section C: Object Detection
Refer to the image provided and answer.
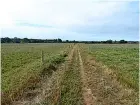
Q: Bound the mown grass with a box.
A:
[84,44,139,91]
[60,50,83,105]
[1,43,72,104]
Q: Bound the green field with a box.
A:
[83,44,139,90]
[2,43,139,105]
[1,43,72,103]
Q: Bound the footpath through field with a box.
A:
[60,45,95,105]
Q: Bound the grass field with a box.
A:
[1,43,139,105]
[1,43,72,103]
[83,44,139,90]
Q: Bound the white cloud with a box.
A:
[0,0,138,40]
[0,0,126,27]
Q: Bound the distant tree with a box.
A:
[22,38,30,43]
[101,41,107,43]
[57,38,62,43]
[106,39,113,44]
[1,37,12,43]
[13,37,20,43]
[119,40,127,43]
[30,39,36,43]
[114,40,117,43]
[54,39,57,43]
[66,40,69,43]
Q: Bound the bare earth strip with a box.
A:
[78,48,95,105]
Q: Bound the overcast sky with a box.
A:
[0,0,139,41]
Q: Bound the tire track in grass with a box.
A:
[60,45,83,105]
[78,48,95,105]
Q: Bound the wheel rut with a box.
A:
[60,45,83,104]
[78,48,95,105]
[60,45,95,105]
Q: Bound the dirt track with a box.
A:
[78,48,94,105]
[11,44,138,105]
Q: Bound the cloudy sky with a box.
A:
[0,0,139,41]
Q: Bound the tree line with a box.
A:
[1,37,63,43]
[1,37,138,44]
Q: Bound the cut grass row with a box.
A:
[60,48,83,105]
[1,43,73,104]
[82,44,139,90]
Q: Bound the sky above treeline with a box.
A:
[0,0,139,41]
